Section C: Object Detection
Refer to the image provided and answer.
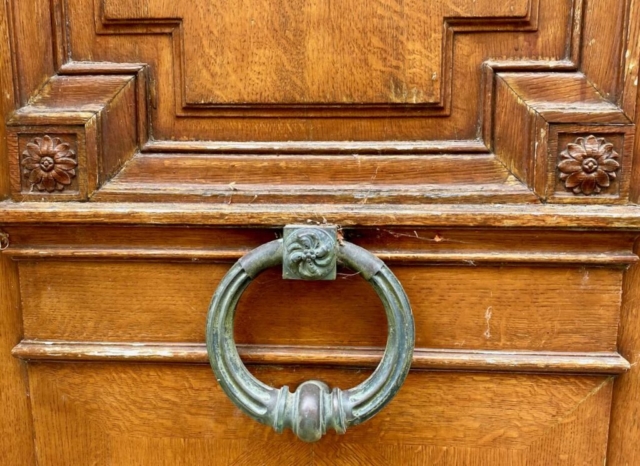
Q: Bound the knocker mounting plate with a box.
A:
[282,225,338,281]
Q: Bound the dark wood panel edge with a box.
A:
[93,184,540,205]
[11,340,630,375]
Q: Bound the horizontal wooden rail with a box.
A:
[3,202,640,229]
[12,341,630,375]
[4,247,637,265]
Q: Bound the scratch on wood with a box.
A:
[382,229,468,244]
[484,306,493,339]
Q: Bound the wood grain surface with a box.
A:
[0,1,35,463]
[608,238,640,464]
[3,0,637,202]
[4,225,636,264]
[0,256,35,465]
[101,0,529,106]
[27,363,613,465]
[18,260,624,352]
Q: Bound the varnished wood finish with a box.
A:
[101,0,529,107]
[3,0,640,463]
[2,226,637,264]
[6,74,140,201]
[0,0,13,198]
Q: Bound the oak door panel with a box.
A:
[100,0,530,106]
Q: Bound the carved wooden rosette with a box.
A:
[20,135,78,193]
[558,135,621,196]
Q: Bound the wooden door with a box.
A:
[2,0,640,464]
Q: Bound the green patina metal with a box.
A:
[205,225,415,443]
[282,225,337,280]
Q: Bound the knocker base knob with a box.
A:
[274,381,347,442]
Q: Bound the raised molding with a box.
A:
[140,139,490,155]
[92,153,535,205]
[2,225,636,265]
[4,247,636,266]
[11,340,630,375]
[3,202,640,228]
[88,0,542,115]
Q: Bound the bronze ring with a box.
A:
[206,227,415,442]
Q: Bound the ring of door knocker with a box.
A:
[206,225,415,442]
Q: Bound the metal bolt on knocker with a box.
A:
[206,225,415,442]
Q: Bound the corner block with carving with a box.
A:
[493,72,635,204]
[6,74,143,201]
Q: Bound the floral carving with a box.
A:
[284,228,336,279]
[21,135,77,192]
[558,135,620,195]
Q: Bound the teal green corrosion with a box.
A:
[206,226,415,443]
